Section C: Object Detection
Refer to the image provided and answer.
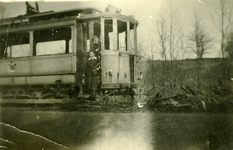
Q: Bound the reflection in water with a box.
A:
[1,108,233,150]
[77,113,152,150]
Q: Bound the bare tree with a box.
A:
[224,32,233,85]
[210,0,232,85]
[154,15,168,60]
[225,32,233,58]
[136,39,148,59]
[153,5,182,61]
[189,9,212,59]
[188,9,212,93]
[211,0,232,58]
[144,3,187,97]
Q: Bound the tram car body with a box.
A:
[0,6,139,98]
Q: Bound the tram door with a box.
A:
[78,21,101,95]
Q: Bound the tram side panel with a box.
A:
[0,57,31,86]
[0,54,76,86]
[101,52,119,86]
[0,58,31,77]
[101,51,131,89]
[118,53,130,84]
[29,54,76,85]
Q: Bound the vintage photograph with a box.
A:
[0,0,233,149]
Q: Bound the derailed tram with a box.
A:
[0,5,139,99]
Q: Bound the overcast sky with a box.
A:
[0,0,232,59]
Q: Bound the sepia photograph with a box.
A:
[0,0,233,149]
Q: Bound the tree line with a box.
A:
[138,0,233,98]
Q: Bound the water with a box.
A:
[0,107,232,150]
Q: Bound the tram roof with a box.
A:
[0,8,138,27]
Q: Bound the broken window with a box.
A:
[0,32,30,58]
[93,21,101,51]
[0,36,5,59]
[130,22,135,53]
[34,27,71,55]
[36,40,66,55]
[94,21,101,38]
[82,21,100,52]
[82,23,90,51]
[104,19,113,50]
[117,20,127,51]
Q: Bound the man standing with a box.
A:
[85,51,100,96]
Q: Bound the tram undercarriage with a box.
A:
[0,84,79,99]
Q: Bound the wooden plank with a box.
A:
[101,17,105,51]
[113,18,117,50]
[76,23,83,86]
[0,99,65,104]
[89,21,94,51]
[29,31,33,75]
[134,24,137,54]
[127,21,130,51]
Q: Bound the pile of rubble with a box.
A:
[144,85,233,113]
[57,85,233,113]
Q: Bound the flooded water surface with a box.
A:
[0,107,232,150]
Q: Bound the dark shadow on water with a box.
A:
[151,113,233,150]
[0,110,105,149]
[208,115,232,150]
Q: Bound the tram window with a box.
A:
[130,22,135,53]
[1,32,30,58]
[0,36,5,59]
[104,19,113,50]
[94,21,101,38]
[7,44,30,58]
[82,23,90,51]
[93,21,101,50]
[34,27,71,55]
[117,20,127,51]
[36,40,65,55]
